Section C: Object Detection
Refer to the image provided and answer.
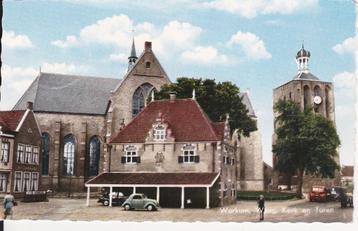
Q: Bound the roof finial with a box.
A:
[192,88,196,100]
[302,40,304,49]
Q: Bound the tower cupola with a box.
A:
[296,44,311,73]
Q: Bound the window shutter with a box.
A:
[121,156,126,164]
[137,156,141,163]
[178,156,183,163]
[194,155,200,163]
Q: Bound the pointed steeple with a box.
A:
[128,37,138,72]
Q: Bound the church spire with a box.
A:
[128,37,138,72]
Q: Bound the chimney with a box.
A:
[26,101,33,110]
[145,41,152,51]
[169,91,177,102]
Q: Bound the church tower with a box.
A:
[272,45,339,191]
[128,38,138,71]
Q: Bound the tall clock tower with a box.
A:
[272,45,340,191]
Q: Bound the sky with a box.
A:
[1,0,356,166]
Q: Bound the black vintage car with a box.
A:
[97,191,127,206]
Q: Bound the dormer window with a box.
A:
[153,125,166,141]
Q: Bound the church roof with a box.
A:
[293,72,319,80]
[110,99,224,143]
[239,92,256,117]
[13,72,120,115]
[0,110,26,133]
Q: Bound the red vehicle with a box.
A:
[309,186,330,202]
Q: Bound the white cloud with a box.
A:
[0,64,38,110]
[180,46,229,65]
[2,30,34,49]
[332,36,358,55]
[201,0,318,18]
[41,62,91,74]
[51,35,79,48]
[333,72,356,89]
[228,31,271,60]
[109,53,128,62]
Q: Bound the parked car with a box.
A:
[309,186,330,202]
[97,191,127,206]
[122,193,159,211]
[340,192,354,208]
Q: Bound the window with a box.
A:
[178,144,199,163]
[63,135,75,176]
[132,83,153,117]
[25,145,32,164]
[17,144,24,163]
[1,142,9,163]
[0,174,7,192]
[22,172,30,192]
[145,61,151,68]
[31,172,39,191]
[41,133,50,175]
[153,125,166,141]
[231,184,236,197]
[14,172,22,192]
[121,145,140,164]
[32,146,39,164]
[87,136,100,176]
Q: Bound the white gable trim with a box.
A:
[15,109,30,132]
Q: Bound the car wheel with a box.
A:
[124,204,131,211]
[103,200,109,206]
[146,205,154,211]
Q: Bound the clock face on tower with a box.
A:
[313,95,322,105]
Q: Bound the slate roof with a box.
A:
[0,110,26,133]
[239,92,256,117]
[293,72,319,80]
[86,172,219,186]
[13,72,120,115]
[110,99,224,143]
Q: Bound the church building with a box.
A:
[272,45,340,191]
[13,40,264,196]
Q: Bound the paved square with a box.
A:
[6,198,353,222]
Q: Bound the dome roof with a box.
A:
[296,45,311,58]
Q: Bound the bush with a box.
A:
[237,191,296,201]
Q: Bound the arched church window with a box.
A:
[41,133,50,175]
[303,85,310,110]
[325,87,331,119]
[132,83,154,117]
[63,134,75,176]
[87,136,100,176]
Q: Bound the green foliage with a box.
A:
[272,99,340,196]
[155,77,257,136]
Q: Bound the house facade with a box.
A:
[86,94,238,208]
[0,102,42,197]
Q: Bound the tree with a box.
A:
[272,99,340,197]
[155,77,257,136]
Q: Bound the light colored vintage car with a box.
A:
[122,193,160,211]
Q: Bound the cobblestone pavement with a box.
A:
[8,198,353,222]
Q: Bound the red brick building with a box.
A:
[0,102,42,198]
